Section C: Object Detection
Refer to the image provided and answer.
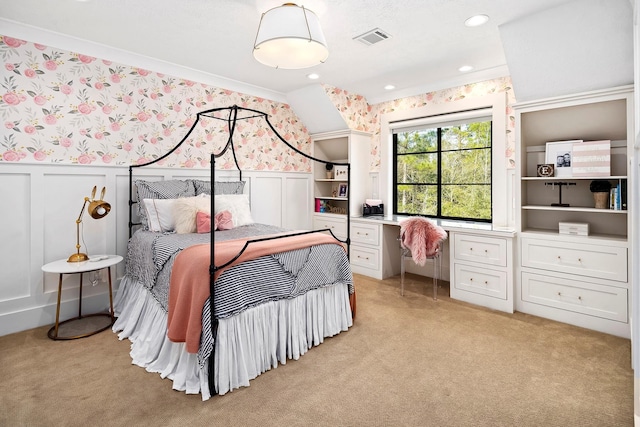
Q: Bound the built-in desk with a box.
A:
[350,216,516,313]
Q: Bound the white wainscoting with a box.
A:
[0,163,312,336]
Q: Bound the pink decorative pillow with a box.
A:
[215,210,233,230]
[196,211,211,234]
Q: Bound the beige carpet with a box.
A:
[0,274,633,427]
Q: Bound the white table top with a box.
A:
[42,255,123,274]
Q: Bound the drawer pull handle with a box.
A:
[357,256,369,260]
[484,281,488,285]
[578,258,582,263]
[557,292,582,301]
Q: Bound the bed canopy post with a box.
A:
[127,104,352,397]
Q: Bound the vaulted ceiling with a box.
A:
[0,0,633,104]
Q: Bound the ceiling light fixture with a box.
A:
[458,65,474,72]
[253,3,329,69]
[384,84,396,90]
[464,14,489,27]
[307,73,320,80]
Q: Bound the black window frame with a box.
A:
[392,118,492,223]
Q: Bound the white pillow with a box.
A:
[173,194,211,234]
[143,198,177,232]
[214,194,253,227]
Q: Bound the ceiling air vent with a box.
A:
[354,28,391,46]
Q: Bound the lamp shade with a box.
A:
[253,3,328,69]
[88,186,111,219]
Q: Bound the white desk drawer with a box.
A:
[521,272,627,322]
[521,238,627,282]
[453,233,507,267]
[313,215,347,240]
[351,245,379,270]
[454,263,507,300]
[351,222,380,246]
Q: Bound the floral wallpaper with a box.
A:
[0,33,516,175]
[324,77,517,171]
[0,35,312,172]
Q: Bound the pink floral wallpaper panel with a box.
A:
[0,35,312,172]
[323,77,517,171]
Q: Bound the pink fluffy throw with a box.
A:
[400,217,447,266]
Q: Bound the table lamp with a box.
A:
[68,186,111,262]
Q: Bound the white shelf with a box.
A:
[520,228,628,243]
[522,176,627,181]
[315,178,348,182]
[316,196,348,201]
[522,205,627,213]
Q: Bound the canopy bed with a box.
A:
[112,105,355,400]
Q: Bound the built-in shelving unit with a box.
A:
[513,85,634,338]
[311,130,371,217]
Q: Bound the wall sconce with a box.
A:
[253,3,329,69]
[68,186,111,262]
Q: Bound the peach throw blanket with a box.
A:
[167,232,349,353]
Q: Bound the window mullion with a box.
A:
[437,127,442,217]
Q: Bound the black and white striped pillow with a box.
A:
[134,179,196,230]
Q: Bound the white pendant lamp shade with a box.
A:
[253,3,328,69]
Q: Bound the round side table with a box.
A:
[42,254,123,340]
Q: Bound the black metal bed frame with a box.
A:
[127,105,351,396]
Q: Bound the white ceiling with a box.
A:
[0,0,632,104]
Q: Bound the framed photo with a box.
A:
[338,183,348,198]
[545,140,581,178]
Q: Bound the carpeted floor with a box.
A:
[0,273,633,426]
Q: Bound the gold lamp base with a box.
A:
[68,253,90,263]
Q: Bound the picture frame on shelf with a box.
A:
[545,140,581,178]
[338,183,348,198]
[572,140,611,177]
[334,165,348,180]
[536,164,555,177]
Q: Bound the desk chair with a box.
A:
[399,217,447,300]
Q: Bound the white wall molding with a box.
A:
[0,163,311,336]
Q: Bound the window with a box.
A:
[392,112,492,222]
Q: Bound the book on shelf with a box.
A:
[609,184,622,210]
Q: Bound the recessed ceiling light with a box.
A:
[307,73,320,80]
[384,84,395,90]
[464,14,489,27]
[458,65,474,72]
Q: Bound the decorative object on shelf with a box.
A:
[334,165,348,180]
[328,205,346,215]
[545,181,576,207]
[325,162,334,179]
[572,140,611,177]
[253,3,329,69]
[362,199,384,216]
[558,221,589,236]
[546,140,581,178]
[68,186,111,262]
[536,163,555,177]
[338,183,348,198]
[590,180,612,209]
